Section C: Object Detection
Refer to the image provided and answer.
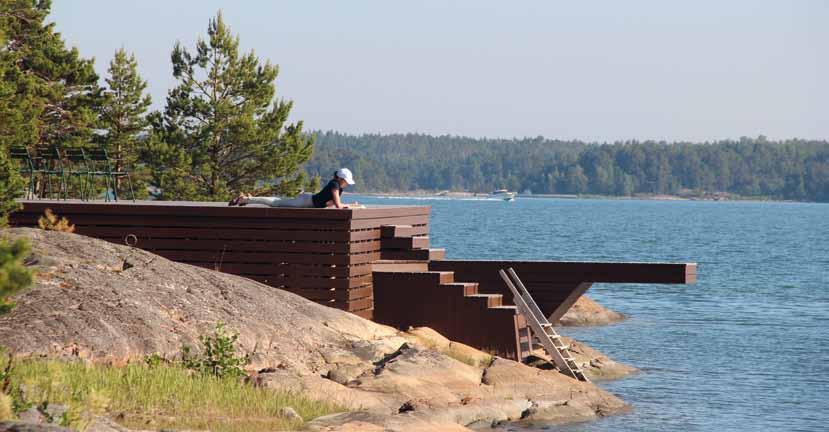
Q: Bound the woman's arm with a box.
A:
[330,188,348,209]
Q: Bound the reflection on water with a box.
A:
[353,195,829,432]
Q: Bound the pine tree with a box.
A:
[150,12,314,200]
[100,48,152,194]
[1,0,101,150]
[0,1,25,222]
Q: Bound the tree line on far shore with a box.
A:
[307,132,829,202]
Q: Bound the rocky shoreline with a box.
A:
[0,229,634,431]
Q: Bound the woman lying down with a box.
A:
[228,168,363,209]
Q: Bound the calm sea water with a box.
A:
[353,195,829,432]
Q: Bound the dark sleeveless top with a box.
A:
[312,179,342,208]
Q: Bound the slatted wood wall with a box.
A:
[11,200,431,320]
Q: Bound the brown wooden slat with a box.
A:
[110,238,381,254]
[351,207,430,219]
[381,225,415,238]
[212,262,373,278]
[381,248,445,261]
[57,226,356,242]
[430,260,696,284]
[159,250,380,266]
[350,215,428,230]
[242,274,372,290]
[381,236,429,250]
[371,260,429,272]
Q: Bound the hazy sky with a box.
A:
[50,1,827,142]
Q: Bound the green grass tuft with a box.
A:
[2,356,343,431]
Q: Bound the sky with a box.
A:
[50,1,827,142]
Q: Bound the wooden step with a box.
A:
[381,224,419,238]
[440,282,479,296]
[466,293,503,308]
[381,248,445,261]
[373,270,455,285]
[381,236,429,250]
[372,259,429,272]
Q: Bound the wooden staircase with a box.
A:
[372,225,526,359]
[379,224,445,261]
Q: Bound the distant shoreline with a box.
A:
[354,190,809,203]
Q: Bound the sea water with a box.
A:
[352,195,829,432]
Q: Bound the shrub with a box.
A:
[181,322,250,378]
[0,236,33,315]
[37,209,75,233]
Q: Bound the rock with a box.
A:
[482,358,628,423]
[562,337,638,381]
[41,405,67,424]
[85,417,130,432]
[326,363,367,385]
[558,296,625,326]
[279,407,302,422]
[0,422,72,432]
[0,228,401,375]
[402,327,493,367]
[307,411,472,432]
[15,409,45,424]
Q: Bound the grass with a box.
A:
[1,355,343,431]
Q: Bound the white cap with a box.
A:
[337,168,355,185]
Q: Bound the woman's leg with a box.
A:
[245,193,314,208]
[244,196,282,207]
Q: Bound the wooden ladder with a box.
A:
[499,267,589,382]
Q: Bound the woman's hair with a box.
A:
[333,171,339,180]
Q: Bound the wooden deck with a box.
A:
[11,200,431,319]
[11,199,697,361]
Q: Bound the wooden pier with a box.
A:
[11,200,696,361]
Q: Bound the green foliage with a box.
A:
[0,4,24,223]
[0,0,101,150]
[1,355,342,432]
[181,322,250,379]
[307,132,829,202]
[0,148,22,226]
[143,352,168,368]
[0,236,33,315]
[149,12,313,201]
[99,48,153,197]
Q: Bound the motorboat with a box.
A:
[490,189,516,201]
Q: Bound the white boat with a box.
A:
[490,189,516,201]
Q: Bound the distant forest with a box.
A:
[305,132,829,202]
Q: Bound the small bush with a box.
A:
[144,353,169,368]
[0,236,34,315]
[182,322,250,378]
[37,208,75,233]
